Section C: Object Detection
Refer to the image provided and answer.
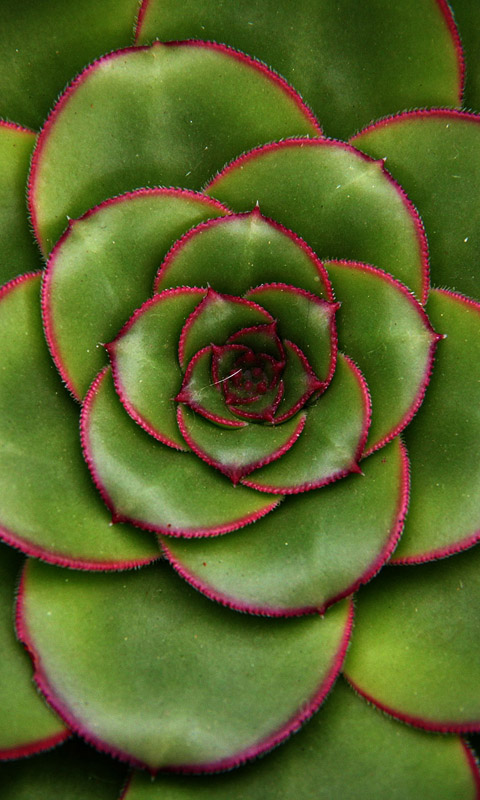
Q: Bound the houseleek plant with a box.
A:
[0,1,479,797]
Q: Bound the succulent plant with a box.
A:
[1,1,479,797]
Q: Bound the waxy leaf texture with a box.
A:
[0,2,479,798]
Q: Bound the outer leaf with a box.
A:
[352,110,480,299]
[344,545,480,732]
[135,0,463,140]
[392,289,480,562]
[0,739,126,799]
[0,274,159,569]
[29,42,320,253]
[0,0,140,129]
[81,367,280,536]
[42,189,229,399]
[206,139,429,301]
[161,438,408,616]
[18,559,353,772]
[122,679,479,800]
[449,0,480,109]
[0,122,41,285]
[0,542,68,758]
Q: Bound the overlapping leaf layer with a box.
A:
[0,2,479,798]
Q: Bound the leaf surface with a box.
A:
[123,679,478,800]
[352,110,480,299]
[136,0,462,140]
[162,438,408,616]
[207,140,428,301]
[19,559,352,771]
[393,289,480,561]
[30,42,319,252]
[344,545,480,731]
[0,543,68,758]
[0,274,159,568]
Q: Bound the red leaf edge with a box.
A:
[16,564,353,774]
[80,366,281,537]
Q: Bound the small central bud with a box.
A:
[234,352,271,397]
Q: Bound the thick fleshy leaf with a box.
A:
[206,140,428,301]
[29,42,320,253]
[81,367,280,536]
[18,558,352,772]
[449,0,480,109]
[135,0,462,140]
[176,347,247,428]
[123,678,479,800]
[344,544,480,732]
[179,289,274,368]
[177,404,306,484]
[0,122,41,284]
[242,353,370,493]
[325,261,441,454]
[352,110,480,299]
[161,438,408,616]
[0,0,140,130]
[0,542,68,758]
[42,189,229,399]
[155,209,332,300]
[0,738,126,799]
[0,274,159,569]
[392,290,480,562]
[107,288,206,450]
[245,284,338,384]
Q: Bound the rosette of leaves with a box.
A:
[0,1,479,798]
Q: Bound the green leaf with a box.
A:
[19,558,352,771]
[0,542,67,757]
[449,0,480,109]
[30,42,319,252]
[352,110,480,299]
[136,0,462,140]
[161,438,408,615]
[155,210,331,300]
[178,288,274,369]
[245,284,337,383]
[344,544,480,731]
[393,289,480,562]
[0,0,140,130]
[43,189,228,399]
[0,738,126,799]
[81,367,280,536]
[0,122,41,285]
[0,274,159,568]
[207,140,428,301]
[325,260,440,453]
[123,679,478,800]
[271,339,325,423]
[241,353,369,493]
[177,404,306,484]
[108,287,207,450]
